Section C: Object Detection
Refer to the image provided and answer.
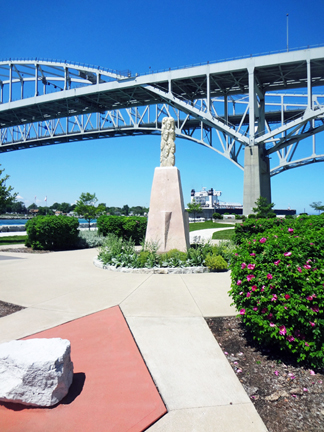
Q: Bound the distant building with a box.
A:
[190,188,222,209]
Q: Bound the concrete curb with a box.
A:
[93,257,209,274]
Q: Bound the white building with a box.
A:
[190,188,222,208]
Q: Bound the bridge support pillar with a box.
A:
[243,144,271,216]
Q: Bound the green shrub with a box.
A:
[97,215,147,244]
[248,213,256,219]
[235,214,242,219]
[229,216,324,368]
[241,215,246,221]
[77,231,105,248]
[213,212,222,220]
[205,254,228,271]
[285,214,294,219]
[25,216,79,250]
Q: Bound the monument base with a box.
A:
[145,167,190,253]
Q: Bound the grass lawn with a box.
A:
[189,221,235,232]
[212,229,234,240]
[0,235,27,246]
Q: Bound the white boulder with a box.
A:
[0,338,74,407]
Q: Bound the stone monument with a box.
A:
[145,117,190,253]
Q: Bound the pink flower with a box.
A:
[253,239,256,242]
[261,308,268,314]
[224,351,228,355]
[274,235,278,238]
[236,368,242,373]
[288,228,294,233]
[303,388,308,392]
[310,243,314,245]
[311,306,319,313]
[284,294,290,300]
[247,274,255,282]
[304,264,311,269]
[279,325,286,335]
[274,370,279,376]
[251,285,257,291]
[286,335,295,342]
[309,370,316,375]
[235,253,239,256]
[270,323,276,327]
[306,295,313,301]
[305,342,310,347]
[237,280,242,286]
[239,291,244,295]
[260,237,267,243]
[274,260,281,265]
[250,253,256,256]
[284,306,287,309]
[246,292,251,298]
[239,309,245,315]
[297,267,302,273]
[267,273,273,280]
[247,263,255,270]
[271,294,278,302]
[253,307,258,311]
[284,252,292,257]
[241,263,247,269]
[267,313,273,319]
[309,321,316,327]
[261,286,265,292]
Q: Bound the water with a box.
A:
[0,218,96,226]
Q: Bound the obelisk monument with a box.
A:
[145,117,190,253]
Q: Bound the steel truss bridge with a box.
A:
[1,46,324,213]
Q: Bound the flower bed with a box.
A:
[229,215,324,368]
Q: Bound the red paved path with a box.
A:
[0,306,166,432]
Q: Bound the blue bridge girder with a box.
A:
[0,47,324,179]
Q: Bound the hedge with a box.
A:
[25,216,79,250]
[97,215,147,245]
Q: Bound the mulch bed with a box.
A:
[0,301,25,318]
[206,316,324,432]
[0,247,51,253]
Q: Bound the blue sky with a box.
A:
[1,0,324,213]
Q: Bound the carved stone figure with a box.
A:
[160,117,176,167]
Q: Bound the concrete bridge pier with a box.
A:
[243,144,271,216]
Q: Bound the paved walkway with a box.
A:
[0,248,267,431]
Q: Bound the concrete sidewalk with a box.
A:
[0,248,267,431]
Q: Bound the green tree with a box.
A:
[252,196,275,218]
[10,201,27,214]
[0,165,18,214]
[122,204,130,216]
[50,202,61,210]
[37,206,54,216]
[58,202,71,213]
[187,199,203,221]
[28,203,38,210]
[74,192,106,230]
[310,201,324,214]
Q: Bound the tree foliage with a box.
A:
[0,165,17,214]
[74,192,106,229]
[187,199,203,221]
[310,201,324,214]
[252,196,276,218]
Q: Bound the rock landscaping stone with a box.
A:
[0,338,73,407]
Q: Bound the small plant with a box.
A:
[212,212,222,220]
[205,254,228,271]
[248,213,256,219]
[77,231,105,248]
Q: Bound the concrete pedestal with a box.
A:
[145,167,190,253]
[243,145,271,215]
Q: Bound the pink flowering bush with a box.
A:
[229,214,324,368]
